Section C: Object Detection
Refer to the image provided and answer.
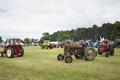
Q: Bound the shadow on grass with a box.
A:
[0,54,22,58]
[96,53,120,58]
[72,57,92,63]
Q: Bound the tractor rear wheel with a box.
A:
[61,45,63,48]
[41,45,44,49]
[105,52,109,57]
[110,45,114,55]
[7,47,14,58]
[84,46,96,61]
[18,46,24,57]
[74,54,83,59]
[49,47,53,49]
[49,44,53,49]
[57,54,64,61]
[65,55,73,63]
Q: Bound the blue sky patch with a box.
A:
[0,8,6,13]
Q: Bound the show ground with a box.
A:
[0,46,120,80]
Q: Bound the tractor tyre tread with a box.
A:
[41,45,44,49]
[57,54,64,61]
[84,46,96,61]
[65,55,73,63]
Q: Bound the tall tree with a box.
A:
[57,31,71,41]
[39,37,44,43]
[49,31,60,41]
[111,22,120,40]
[101,23,114,39]
[31,38,34,43]
[92,24,99,41]
[24,38,30,45]
[20,39,24,44]
[42,32,50,40]
[39,32,50,43]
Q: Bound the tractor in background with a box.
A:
[97,39,114,57]
[0,38,24,58]
[59,42,64,48]
[40,40,53,49]
[59,40,72,48]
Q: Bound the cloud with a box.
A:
[0,0,120,40]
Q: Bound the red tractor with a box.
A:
[52,44,57,48]
[59,42,64,48]
[0,38,24,58]
[59,40,72,48]
[97,39,114,57]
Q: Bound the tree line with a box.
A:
[0,21,120,44]
[39,21,120,43]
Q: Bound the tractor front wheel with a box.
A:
[18,46,24,57]
[65,55,73,63]
[105,52,109,57]
[57,54,64,61]
[7,47,14,58]
[61,45,63,48]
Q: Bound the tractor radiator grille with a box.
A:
[64,46,68,54]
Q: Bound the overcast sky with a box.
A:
[0,0,120,40]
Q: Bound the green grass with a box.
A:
[0,46,120,80]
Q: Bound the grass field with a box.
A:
[0,46,120,80]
